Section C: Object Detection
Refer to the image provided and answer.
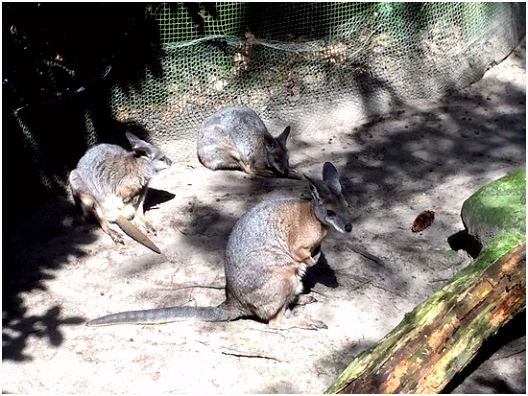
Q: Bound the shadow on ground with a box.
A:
[2,197,90,361]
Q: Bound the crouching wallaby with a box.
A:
[69,132,172,254]
[197,106,301,179]
[86,162,352,329]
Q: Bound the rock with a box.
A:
[461,169,526,246]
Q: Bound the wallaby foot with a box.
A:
[268,308,327,331]
[294,294,317,306]
[108,228,125,245]
[269,316,327,331]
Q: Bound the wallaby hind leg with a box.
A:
[74,191,125,245]
[92,202,126,245]
[249,273,326,330]
[131,188,156,235]
[198,139,243,172]
[70,172,125,245]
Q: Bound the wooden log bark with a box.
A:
[325,235,526,394]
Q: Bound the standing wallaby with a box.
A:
[197,106,301,179]
[86,162,352,329]
[69,132,172,254]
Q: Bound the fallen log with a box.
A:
[325,233,526,394]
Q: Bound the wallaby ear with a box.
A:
[125,132,142,148]
[275,126,291,146]
[126,132,153,156]
[322,162,342,193]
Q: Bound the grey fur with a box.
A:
[197,106,298,178]
[69,133,171,252]
[86,162,352,329]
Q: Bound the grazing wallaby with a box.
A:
[197,106,301,179]
[69,132,172,254]
[86,162,352,329]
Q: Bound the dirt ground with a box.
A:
[3,39,526,394]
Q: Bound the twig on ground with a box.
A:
[220,348,282,362]
[172,284,225,291]
[348,244,384,265]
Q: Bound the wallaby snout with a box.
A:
[155,155,172,170]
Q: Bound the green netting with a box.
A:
[4,2,526,205]
[106,2,525,162]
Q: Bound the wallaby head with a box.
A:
[265,126,291,176]
[126,132,172,172]
[305,162,352,234]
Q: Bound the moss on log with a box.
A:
[462,169,526,246]
[325,234,525,394]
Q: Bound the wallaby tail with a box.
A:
[86,305,233,327]
[116,215,161,254]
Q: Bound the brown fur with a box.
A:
[284,201,329,265]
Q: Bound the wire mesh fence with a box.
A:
[3,2,525,214]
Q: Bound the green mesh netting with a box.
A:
[5,2,526,206]
[107,2,525,162]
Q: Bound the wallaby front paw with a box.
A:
[304,256,317,266]
[133,218,157,235]
[140,221,157,236]
[306,319,327,330]
[145,221,157,235]
[287,168,304,180]
[109,230,125,245]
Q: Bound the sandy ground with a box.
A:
[3,40,526,394]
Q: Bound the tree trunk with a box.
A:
[325,236,526,394]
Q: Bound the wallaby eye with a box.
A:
[327,210,335,217]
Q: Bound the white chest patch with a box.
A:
[295,263,308,295]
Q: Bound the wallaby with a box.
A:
[69,132,172,254]
[197,106,301,179]
[86,162,352,329]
